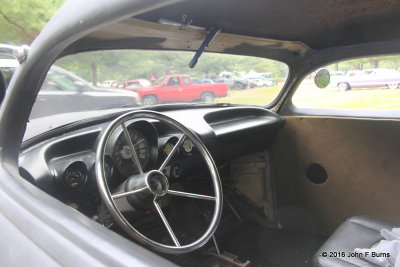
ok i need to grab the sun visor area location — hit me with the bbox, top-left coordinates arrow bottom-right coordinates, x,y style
61,18 -> 310,64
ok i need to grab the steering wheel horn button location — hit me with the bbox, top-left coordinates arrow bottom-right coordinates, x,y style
146,170 -> 169,196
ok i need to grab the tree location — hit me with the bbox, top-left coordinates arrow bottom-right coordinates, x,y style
0,0 -> 65,44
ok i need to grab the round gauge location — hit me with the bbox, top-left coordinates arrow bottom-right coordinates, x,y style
112,129 -> 150,176
182,139 -> 194,154
163,137 -> 179,156
163,142 -> 175,155
63,162 -> 87,189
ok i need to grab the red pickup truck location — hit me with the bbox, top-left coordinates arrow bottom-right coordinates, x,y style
135,74 -> 228,105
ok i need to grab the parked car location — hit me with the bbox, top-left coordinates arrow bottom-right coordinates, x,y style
245,75 -> 275,87
258,72 -> 277,86
216,71 -> 249,89
328,70 -> 346,88
136,74 -> 228,104
100,80 -> 118,87
0,59 -> 140,118
116,79 -> 151,90
336,68 -> 400,91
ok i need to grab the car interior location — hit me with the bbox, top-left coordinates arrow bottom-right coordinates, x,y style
3,0 -> 400,267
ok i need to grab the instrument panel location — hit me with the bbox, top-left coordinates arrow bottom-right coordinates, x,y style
36,119 -> 202,194
19,107 -> 284,200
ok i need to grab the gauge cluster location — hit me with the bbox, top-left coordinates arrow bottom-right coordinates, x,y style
105,120 -> 158,179
158,135 -> 198,180
34,119 -> 200,197
107,124 -> 201,183
162,136 -> 195,157
112,128 -> 150,176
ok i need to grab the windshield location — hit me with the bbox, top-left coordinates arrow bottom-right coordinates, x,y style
151,77 -> 166,86
21,50 -> 287,137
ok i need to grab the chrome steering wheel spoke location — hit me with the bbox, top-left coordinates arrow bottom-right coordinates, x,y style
111,187 -> 146,200
121,122 -> 144,174
153,197 -> 181,247
167,190 -> 216,201
158,134 -> 186,172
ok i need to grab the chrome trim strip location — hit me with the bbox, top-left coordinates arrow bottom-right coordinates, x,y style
0,44 -> 29,63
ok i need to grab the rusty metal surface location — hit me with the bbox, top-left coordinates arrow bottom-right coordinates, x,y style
308,0 -> 400,29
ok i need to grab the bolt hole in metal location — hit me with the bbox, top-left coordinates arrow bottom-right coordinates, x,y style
96,111 -> 222,253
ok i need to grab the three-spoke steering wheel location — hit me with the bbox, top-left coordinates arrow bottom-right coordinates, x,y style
95,110 -> 223,254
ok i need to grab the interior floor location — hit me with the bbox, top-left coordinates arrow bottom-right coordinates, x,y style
221,222 -> 326,267
152,186 -> 328,267
165,221 -> 327,267
97,160 -> 328,267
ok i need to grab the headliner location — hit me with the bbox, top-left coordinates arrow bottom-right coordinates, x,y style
136,0 -> 400,50
61,0 -> 400,65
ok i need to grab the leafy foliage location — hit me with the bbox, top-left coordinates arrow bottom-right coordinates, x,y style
327,55 -> 400,72
3,1 -> 400,85
0,0 -> 65,44
56,50 -> 289,84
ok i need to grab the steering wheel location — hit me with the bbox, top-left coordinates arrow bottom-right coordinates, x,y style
95,110 -> 223,254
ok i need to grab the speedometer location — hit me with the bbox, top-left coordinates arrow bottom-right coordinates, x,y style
112,129 -> 150,176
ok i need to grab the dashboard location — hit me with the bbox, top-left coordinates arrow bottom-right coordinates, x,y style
19,106 -> 284,217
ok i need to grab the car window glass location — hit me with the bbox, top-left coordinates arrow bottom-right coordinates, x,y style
183,76 -> 190,85
27,50 -> 288,120
292,55 -> 400,110
127,82 -> 139,86
166,77 -> 181,86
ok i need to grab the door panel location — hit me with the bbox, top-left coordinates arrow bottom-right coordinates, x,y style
272,116 -> 400,234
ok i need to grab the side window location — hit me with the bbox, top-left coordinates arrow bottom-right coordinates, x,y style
292,55 -> 400,111
127,82 -> 139,87
183,76 -> 190,85
166,77 -> 181,86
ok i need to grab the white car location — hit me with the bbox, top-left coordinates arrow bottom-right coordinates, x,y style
336,68 -> 400,91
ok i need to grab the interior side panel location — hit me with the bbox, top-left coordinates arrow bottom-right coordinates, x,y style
272,116 -> 400,235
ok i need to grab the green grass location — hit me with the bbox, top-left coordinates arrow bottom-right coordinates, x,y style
215,80 -> 400,110
293,81 -> 400,110
216,85 -> 281,105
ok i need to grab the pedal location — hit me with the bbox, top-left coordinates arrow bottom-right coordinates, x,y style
206,251 -> 251,267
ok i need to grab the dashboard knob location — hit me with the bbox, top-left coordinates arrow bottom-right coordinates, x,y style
172,165 -> 182,178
